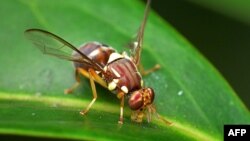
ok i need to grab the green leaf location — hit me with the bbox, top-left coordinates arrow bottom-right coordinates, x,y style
0,0 -> 249,140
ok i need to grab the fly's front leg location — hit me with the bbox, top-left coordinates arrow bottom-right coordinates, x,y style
80,68 -> 98,115
64,68 -> 81,94
139,64 -> 160,76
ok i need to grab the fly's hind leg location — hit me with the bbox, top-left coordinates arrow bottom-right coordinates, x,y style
139,64 -> 160,76
80,68 -> 99,115
64,68 -> 81,94
117,92 -> 125,124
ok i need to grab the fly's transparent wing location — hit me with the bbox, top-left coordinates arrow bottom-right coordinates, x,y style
130,0 -> 151,65
25,29 -> 103,71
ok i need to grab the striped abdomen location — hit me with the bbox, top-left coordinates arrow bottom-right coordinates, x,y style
72,42 -> 115,70
106,58 -> 142,93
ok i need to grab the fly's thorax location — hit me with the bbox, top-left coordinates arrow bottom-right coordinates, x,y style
72,41 -> 115,69
105,52 -> 143,94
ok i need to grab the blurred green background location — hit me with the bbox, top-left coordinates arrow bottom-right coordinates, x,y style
148,0 -> 250,108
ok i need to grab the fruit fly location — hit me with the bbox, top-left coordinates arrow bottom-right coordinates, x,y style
25,0 -> 171,125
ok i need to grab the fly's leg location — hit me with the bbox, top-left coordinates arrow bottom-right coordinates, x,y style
139,64 -> 160,76
64,68 -> 107,94
81,68 -> 107,88
148,105 -> 173,126
117,92 -> 125,124
64,68 -> 81,94
119,96 -> 125,124
80,68 -> 101,115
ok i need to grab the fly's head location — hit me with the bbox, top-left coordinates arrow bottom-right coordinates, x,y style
128,87 -> 155,123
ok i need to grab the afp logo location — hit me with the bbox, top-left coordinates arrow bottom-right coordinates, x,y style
224,125 -> 250,141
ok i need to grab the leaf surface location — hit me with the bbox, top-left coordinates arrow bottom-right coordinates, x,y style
0,0 -> 249,140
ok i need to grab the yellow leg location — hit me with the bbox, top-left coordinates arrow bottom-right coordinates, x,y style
118,92 -> 125,124
86,68 -> 107,88
80,69 -> 98,115
64,69 -> 81,94
64,68 -> 108,94
139,64 -> 160,76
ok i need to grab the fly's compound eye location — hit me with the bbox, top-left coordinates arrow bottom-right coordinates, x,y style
129,91 -> 143,110
128,88 -> 155,111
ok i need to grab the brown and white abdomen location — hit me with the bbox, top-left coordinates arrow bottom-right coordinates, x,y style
72,42 -> 115,70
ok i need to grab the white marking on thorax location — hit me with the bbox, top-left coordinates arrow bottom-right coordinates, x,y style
140,80 -> 144,87
113,79 -> 119,83
107,52 -> 123,64
108,81 -> 117,91
103,66 -> 107,72
88,49 -> 100,58
133,41 -> 138,47
121,86 -> 128,93
95,71 -> 101,74
111,67 -> 121,78
122,51 -> 131,60
108,78 -> 120,91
